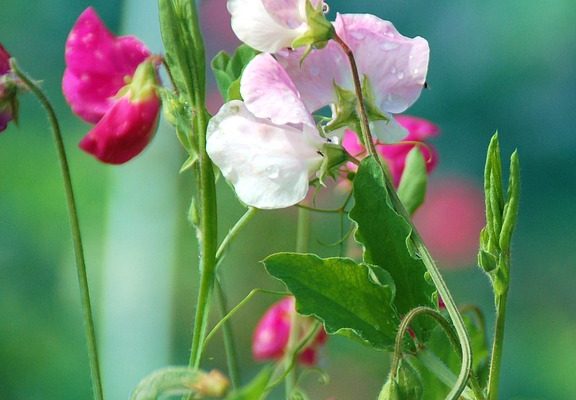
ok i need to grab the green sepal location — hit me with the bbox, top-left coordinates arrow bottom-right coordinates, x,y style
397,148 -> 428,215
362,75 -> 389,122
263,253 -> 400,350
350,157 -> 435,337
317,142 -> 349,185
130,367 -> 229,400
477,249 -> 498,273
291,1 -> 334,52
211,45 -> 258,102
225,367 -> 273,400
324,83 -> 358,133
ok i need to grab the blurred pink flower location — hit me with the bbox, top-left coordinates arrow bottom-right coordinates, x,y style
413,177 -> 485,268
253,297 -> 327,366
0,43 -> 18,133
63,7 -> 160,164
342,115 -> 439,185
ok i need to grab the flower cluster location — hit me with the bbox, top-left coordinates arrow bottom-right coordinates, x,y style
207,0 -> 431,209
63,8 -> 161,164
252,297 -> 327,366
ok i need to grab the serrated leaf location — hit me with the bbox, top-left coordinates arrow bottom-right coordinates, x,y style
350,157 -> 435,328
397,148 -> 428,215
264,253 -> 399,350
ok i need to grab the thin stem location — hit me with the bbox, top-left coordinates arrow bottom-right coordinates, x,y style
487,288 -> 509,400
332,34 -> 472,400
215,207 -> 258,266
284,206 -> 311,398
11,60 -> 104,400
214,278 -> 240,389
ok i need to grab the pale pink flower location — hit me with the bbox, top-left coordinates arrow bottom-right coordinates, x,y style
253,297 -> 327,366
228,0 -> 323,53
342,115 -> 439,186
63,7 -> 160,163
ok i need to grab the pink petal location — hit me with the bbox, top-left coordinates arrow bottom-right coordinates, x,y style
63,7 -> 150,123
334,14 -> 429,114
241,53 -> 315,127
79,94 -> 160,164
0,43 -> 10,75
252,298 -> 294,360
275,43 -> 349,113
261,0 -> 306,29
395,115 -> 440,141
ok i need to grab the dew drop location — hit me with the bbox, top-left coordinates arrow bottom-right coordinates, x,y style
350,31 -> 365,41
310,66 -> 320,76
380,42 -> 399,51
397,72 -> 404,80
265,165 -> 280,179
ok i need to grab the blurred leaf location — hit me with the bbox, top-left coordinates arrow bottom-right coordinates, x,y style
397,148 -> 428,215
264,253 -> 399,350
225,367 -> 273,400
379,361 -> 423,400
350,156 -> 435,335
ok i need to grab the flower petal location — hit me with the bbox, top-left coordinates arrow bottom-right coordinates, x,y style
370,113 -> 409,143
335,13 -> 429,114
228,0 -> 306,52
79,94 -> 160,164
206,100 -> 324,209
241,53 -> 315,127
63,7 -> 150,123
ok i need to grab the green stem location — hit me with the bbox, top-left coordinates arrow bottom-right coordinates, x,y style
332,34 -> 472,400
487,288 -> 508,400
285,206 -> 311,398
215,207 -> 258,266
11,60 -> 104,400
186,0 -> 218,370
215,278 -> 240,389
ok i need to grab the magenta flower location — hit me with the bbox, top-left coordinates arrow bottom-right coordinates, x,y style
252,297 -> 327,366
342,115 -> 439,186
63,7 -> 160,164
0,43 -> 18,133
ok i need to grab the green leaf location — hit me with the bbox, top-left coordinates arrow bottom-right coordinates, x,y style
225,367 -> 273,400
211,45 -> 258,101
397,148 -> 428,215
350,157 -> 435,327
264,253 -> 399,350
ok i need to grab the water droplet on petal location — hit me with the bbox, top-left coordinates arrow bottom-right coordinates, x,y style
380,42 -> 399,51
350,31 -> 365,41
310,66 -> 320,77
397,72 -> 404,80
265,165 -> 280,179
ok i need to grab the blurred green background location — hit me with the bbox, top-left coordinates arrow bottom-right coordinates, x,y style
1,0 -> 575,399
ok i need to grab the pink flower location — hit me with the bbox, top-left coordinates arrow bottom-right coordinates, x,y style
252,297 -> 327,366
63,7 -> 160,164
342,115 -> 439,185
0,43 -> 18,133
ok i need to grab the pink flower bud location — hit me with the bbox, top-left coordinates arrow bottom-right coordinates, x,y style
63,8 -> 160,163
342,115 -> 439,186
252,297 -> 327,366
78,60 -> 160,164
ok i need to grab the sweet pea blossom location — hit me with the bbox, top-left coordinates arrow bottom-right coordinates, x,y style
267,13 -> 429,143
207,54 -> 337,209
228,0 -> 326,53
0,43 -> 18,133
342,115 -> 439,186
253,297 -> 327,366
63,7 -> 160,163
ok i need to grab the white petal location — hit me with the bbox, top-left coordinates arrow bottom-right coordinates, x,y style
207,101 -> 325,209
228,0 -> 307,52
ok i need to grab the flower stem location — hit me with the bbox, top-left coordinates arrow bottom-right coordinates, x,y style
11,60 -> 104,400
215,278 -> 240,389
285,206 -> 311,398
487,287 -> 509,400
332,34 -> 472,400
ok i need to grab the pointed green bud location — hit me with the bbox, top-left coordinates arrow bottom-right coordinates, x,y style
397,148 -> 428,215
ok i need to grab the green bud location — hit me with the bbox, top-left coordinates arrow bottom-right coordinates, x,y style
397,148 -> 428,215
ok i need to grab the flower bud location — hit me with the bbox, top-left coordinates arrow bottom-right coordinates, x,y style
252,297 -> 327,366
0,43 -> 19,133
78,60 -> 160,164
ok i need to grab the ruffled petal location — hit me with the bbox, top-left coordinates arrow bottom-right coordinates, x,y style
228,0 -> 307,52
241,53 -> 315,127
370,113 -> 409,143
63,7 -> 150,123
206,101 -> 325,209
79,94 -> 160,164
335,14 -> 429,114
